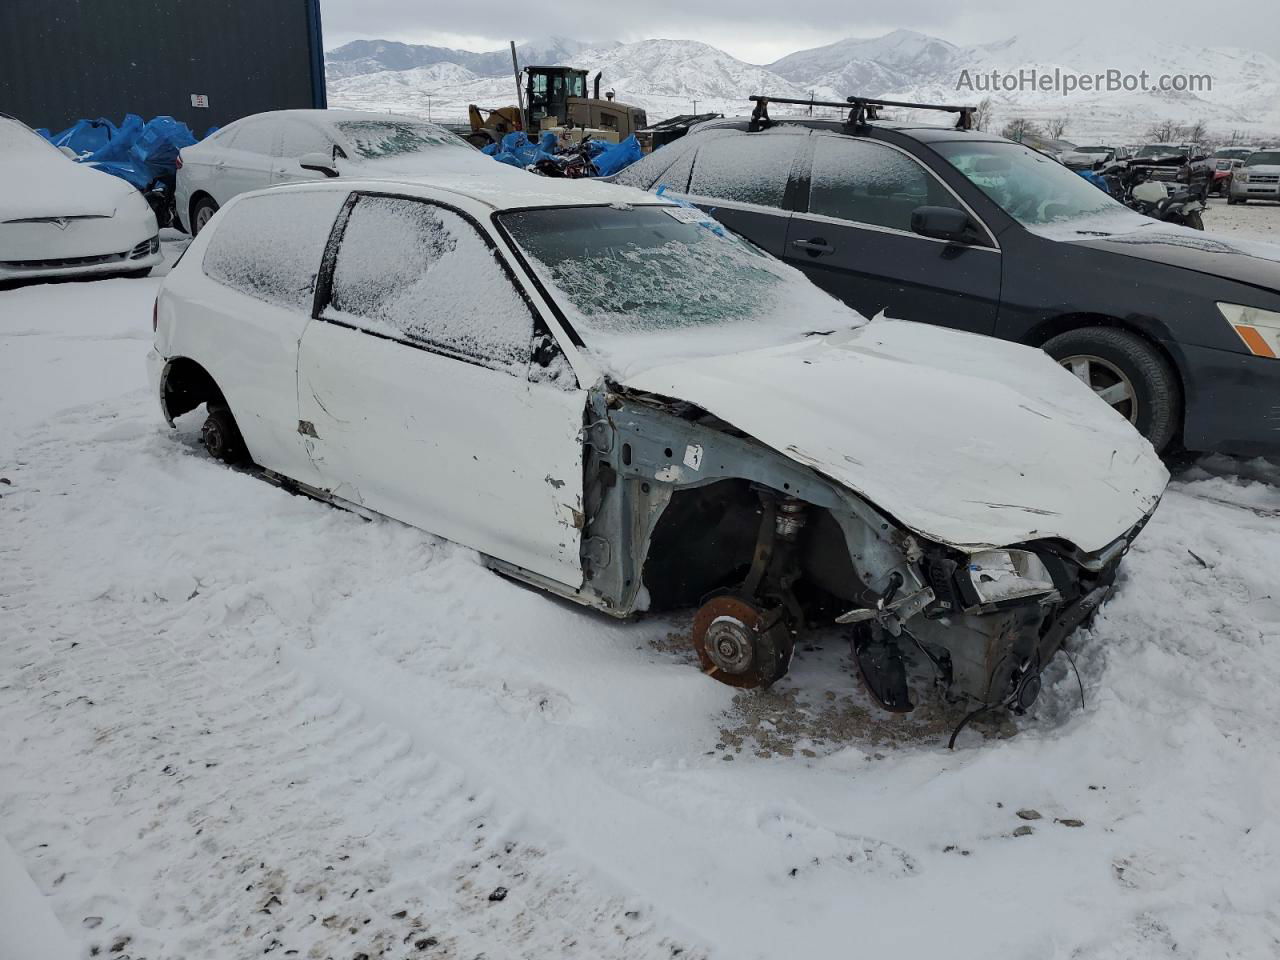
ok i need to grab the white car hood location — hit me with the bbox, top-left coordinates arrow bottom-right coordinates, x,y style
1,155 -> 133,221
621,318 -> 1169,554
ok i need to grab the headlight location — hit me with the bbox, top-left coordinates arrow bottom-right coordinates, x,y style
1237,172 -> 1250,183
961,550 -> 1059,607
1218,303 -> 1280,359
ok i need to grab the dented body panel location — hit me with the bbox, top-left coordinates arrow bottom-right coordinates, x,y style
297,319 -> 589,587
623,319 -> 1168,554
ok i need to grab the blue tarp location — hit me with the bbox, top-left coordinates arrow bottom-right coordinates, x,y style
38,114 -> 198,191
491,131 -> 549,168
486,130 -> 641,176
591,135 -> 641,177
1077,169 -> 1111,194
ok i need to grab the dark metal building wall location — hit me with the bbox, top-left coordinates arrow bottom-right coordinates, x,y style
0,0 -> 326,133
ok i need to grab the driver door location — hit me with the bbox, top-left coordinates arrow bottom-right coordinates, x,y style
782,135 -> 1001,333
297,193 -> 587,587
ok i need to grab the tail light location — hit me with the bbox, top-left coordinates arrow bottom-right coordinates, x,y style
175,153 -> 183,170
152,296 -> 159,332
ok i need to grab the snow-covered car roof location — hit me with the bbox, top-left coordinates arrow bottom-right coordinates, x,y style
224,108 -> 431,127
261,171 -> 671,213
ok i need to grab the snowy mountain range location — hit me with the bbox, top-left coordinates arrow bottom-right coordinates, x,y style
325,30 -> 1280,142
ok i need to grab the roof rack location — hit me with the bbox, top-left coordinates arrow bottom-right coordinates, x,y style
748,94 -> 975,132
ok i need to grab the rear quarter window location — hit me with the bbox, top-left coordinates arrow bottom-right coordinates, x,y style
202,190 -> 349,311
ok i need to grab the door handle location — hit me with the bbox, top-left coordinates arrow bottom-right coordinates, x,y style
791,238 -> 834,256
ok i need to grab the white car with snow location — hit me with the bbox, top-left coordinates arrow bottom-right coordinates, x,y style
149,174 -> 1168,721
1,116 -> 161,283
174,109 -> 489,235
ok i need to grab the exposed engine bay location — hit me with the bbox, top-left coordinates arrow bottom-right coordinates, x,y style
552,387 -> 1150,724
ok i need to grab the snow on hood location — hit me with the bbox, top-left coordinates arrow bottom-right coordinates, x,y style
1,153 -> 137,222
622,317 -> 1169,554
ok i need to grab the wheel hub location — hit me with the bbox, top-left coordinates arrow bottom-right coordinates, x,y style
691,595 -> 792,689
704,616 -> 755,675
1060,354 -> 1138,423
202,420 -> 224,456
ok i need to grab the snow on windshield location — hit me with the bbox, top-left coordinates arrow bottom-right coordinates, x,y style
500,204 -> 866,377
335,120 -> 470,159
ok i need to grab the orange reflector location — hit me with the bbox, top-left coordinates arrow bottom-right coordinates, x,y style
1234,324 -> 1277,358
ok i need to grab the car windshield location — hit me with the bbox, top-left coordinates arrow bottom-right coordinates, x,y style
934,140 -> 1128,230
1136,144 -> 1181,158
1214,148 -> 1251,159
1244,151 -> 1280,166
499,205 -> 864,375
1077,146 -> 1111,154
334,120 -> 470,159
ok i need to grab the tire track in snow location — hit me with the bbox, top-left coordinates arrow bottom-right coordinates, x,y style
0,398 -> 705,960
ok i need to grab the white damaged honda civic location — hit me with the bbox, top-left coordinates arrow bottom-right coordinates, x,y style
148,174 -> 1168,723
1,116 -> 161,283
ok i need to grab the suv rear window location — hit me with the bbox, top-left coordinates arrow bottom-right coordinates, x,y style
202,190 -> 348,311
688,133 -> 804,209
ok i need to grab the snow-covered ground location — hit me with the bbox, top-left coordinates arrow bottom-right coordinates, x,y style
3,212 -> 1280,960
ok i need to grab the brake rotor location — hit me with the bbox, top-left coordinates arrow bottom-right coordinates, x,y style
691,595 -> 793,689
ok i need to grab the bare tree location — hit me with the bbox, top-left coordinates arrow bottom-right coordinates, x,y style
1001,117 -> 1042,143
1183,120 -> 1208,148
973,96 -> 993,132
1045,115 -> 1070,140
1145,119 -> 1181,142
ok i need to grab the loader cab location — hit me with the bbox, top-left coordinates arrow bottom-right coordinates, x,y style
525,67 -> 589,130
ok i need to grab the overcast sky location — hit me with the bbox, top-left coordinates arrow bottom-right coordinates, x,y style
318,0 -> 1280,62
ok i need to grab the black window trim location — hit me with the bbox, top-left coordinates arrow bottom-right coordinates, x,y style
311,190 -> 577,386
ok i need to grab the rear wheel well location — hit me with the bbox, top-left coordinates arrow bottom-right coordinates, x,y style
160,357 -> 226,426
188,191 -> 216,230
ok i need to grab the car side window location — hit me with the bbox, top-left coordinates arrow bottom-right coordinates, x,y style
202,190 -> 350,311
323,195 -> 538,376
231,119 -> 281,157
808,137 -> 964,233
279,120 -> 334,159
688,133 -> 804,209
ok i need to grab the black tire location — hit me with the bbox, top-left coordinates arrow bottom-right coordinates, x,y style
1183,209 -> 1204,230
1042,327 -> 1181,453
190,196 -> 219,236
1228,196 -> 1245,206
201,403 -> 249,466
119,267 -> 153,279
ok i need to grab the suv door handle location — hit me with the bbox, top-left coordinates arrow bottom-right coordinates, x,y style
791,238 -> 834,256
